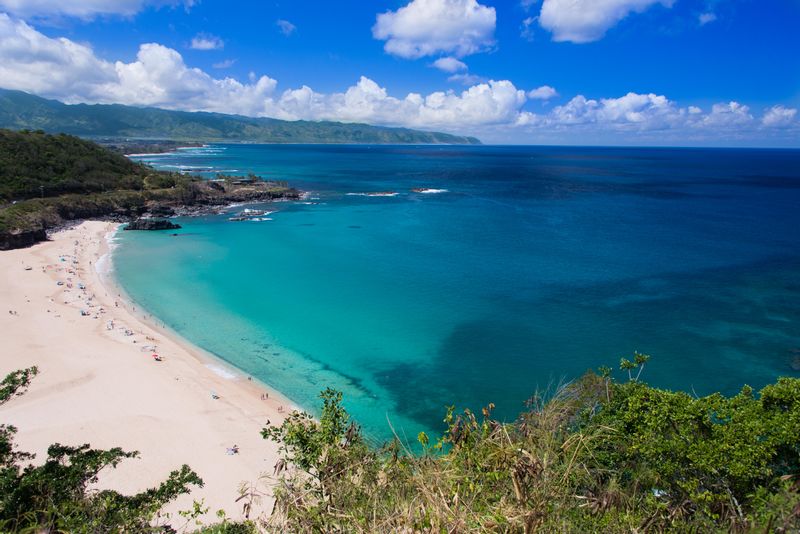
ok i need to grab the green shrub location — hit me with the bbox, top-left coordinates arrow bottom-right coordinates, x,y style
262,357 -> 800,532
0,368 -> 203,532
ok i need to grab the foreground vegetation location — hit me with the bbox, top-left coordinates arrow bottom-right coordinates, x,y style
263,355 -> 800,532
0,367 -> 207,532
3,356 -> 799,532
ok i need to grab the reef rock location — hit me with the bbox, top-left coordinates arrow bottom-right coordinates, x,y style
124,218 -> 181,231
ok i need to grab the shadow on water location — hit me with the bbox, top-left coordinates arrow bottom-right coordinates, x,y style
376,255 -> 800,436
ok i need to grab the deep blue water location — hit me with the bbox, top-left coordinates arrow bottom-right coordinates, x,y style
117,144 -> 800,441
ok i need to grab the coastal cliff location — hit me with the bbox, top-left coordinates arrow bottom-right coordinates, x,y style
0,129 -> 300,250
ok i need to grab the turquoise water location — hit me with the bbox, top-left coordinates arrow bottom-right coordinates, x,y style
116,145 -> 800,441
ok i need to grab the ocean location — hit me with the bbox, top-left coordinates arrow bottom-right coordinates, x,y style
116,144 -> 800,442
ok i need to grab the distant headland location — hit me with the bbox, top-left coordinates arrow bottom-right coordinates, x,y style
0,88 -> 481,145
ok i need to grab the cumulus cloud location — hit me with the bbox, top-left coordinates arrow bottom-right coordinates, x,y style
372,0 -> 496,59
0,0 -> 192,19
547,92 -> 686,129
276,19 -> 296,36
0,15 -> 276,113
539,0 -> 675,43
0,13 -> 116,99
102,44 -> 279,115
190,33 -> 223,50
268,77 -> 527,129
433,56 -> 467,73
701,101 -> 753,127
0,13 -> 796,145
0,14 -> 522,129
514,93 -> 797,140
761,105 -> 798,128
527,85 -> 558,100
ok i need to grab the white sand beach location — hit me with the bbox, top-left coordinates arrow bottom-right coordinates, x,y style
0,221 -> 290,527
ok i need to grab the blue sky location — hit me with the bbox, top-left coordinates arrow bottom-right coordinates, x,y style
0,0 -> 798,146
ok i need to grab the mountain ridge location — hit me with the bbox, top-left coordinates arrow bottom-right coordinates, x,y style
0,89 -> 481,145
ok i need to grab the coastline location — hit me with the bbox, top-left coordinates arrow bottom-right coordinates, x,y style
0,221 -> 290,526
97,225 -> 298,413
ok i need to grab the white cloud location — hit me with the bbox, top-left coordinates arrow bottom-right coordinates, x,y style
548,92 -> 686,129
372,0 -> 496,59
0,14 -> 520,129
433,56 -> 467,73
102,44 -> 278,115
539,0 -> 674,43
527,85 -> 558,100
0,0 -> 192,19
448,73 -> 484,85
698,12 -> 717,25
0,14 -> 796,146
521,16 -> 536,41
268,77 -> 527,129
0,13 -> 116,99
212,58 -> 236,69
0,15 -> 276,113
762,105 -> 798,128
276,19 -> 296,36
190,33 -> 223,51
701,101 -> 753,127
519,93 -> 769,137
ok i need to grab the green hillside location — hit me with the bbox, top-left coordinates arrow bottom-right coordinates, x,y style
0,129 -> 298,249
0,89 -> 481,145
0,129 -> 148,201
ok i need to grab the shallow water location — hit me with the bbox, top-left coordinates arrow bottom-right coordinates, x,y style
116,144 -> 800,441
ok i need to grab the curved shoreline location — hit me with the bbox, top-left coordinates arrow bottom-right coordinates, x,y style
98,225 -> 300,414
0,220 -> 291,526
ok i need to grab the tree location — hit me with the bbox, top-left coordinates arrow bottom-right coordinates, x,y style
0,367 -> 203,532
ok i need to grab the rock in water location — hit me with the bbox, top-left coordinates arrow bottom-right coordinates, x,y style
124,219 -> 181,231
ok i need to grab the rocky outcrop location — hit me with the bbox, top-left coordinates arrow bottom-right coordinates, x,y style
0,228 -> 47,250
124,219 -> 181,231
1,180 -> 300,249
147,205 -> 176,217
169,180 -> 302,207
0,128 -> 304,250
